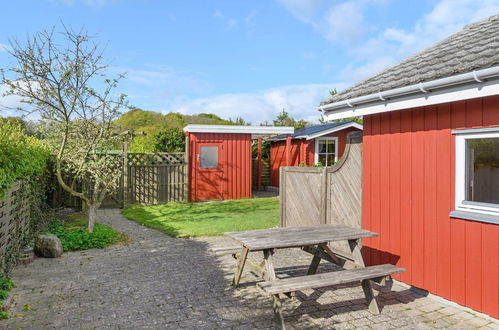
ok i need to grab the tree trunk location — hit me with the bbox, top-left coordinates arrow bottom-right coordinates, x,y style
88,204 -> 98,233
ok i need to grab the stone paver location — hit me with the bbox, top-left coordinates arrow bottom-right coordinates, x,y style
2,209 -> 498,329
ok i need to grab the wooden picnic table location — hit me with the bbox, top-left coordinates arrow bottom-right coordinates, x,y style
226,224 -> 378,284
224,224 -> 405,329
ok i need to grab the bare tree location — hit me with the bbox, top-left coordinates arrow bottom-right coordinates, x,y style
1,26 -> 128,232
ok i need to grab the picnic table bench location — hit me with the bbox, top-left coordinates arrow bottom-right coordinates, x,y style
219,225 -> 405,329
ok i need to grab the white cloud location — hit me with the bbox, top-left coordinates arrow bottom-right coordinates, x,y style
277,0 -> 324,24
278,0 -> 380,46
116,65 -> 213,99
343,0 -> 499,82
0,84 -> 25,116
0,43 -> 10,52
166,83 -> 348,124
323,1 -> 365,45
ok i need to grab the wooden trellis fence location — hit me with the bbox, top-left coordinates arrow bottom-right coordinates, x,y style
0,181 -> 43,272
52,152 -> 188,209
126,153 -> 188,205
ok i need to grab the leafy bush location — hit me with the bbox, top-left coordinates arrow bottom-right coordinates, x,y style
0,120 -> 49,198
153,129 -> 185,152
43,220 -> 127,251
0,273 -> 15,319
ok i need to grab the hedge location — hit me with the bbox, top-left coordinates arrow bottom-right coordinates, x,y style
0,121 -> 50,198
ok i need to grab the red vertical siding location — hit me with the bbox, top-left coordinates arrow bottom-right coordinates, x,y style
399,110 -> 412,284
269,126 -> 361,187
363,96 -> 499,318
436,103 -> 452,298
389,111 -> 401,275
188,133 -> 252,201
362,115 -> 373,264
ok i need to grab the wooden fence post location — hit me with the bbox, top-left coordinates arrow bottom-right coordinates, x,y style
185,133 -> 190,202
122,140 -> 129,208
280,166 -> 286,227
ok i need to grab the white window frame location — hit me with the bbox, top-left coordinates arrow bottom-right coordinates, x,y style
454,127 -> 499,218
314,137 -> 339,166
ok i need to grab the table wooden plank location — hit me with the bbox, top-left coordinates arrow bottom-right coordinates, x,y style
226,225 -> 378,251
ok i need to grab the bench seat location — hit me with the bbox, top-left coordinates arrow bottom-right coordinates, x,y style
258,264 -> 405,294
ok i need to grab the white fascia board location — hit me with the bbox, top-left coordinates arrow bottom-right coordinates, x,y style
183,125 -> 294,135
321,79 -> 499,121
304,122 -> 363,140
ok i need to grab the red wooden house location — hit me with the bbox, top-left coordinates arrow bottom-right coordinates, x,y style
319,15 -> 499,318
184,125 -> 294,201
267,121 -> 362,187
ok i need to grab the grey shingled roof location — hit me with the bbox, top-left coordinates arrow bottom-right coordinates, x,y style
322,14 -> 499,105
267,121 -> 355,141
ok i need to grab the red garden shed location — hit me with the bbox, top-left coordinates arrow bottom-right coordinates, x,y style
184,125 -> 294,202
267,121 -> 362,187
320,15 -> 499,318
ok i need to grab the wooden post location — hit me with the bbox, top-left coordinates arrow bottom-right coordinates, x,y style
185,133 -> 190,202
285,134 -> 291,166
280,166 -> 286,227
122,140 -> 129,208
257,138 -> 263,191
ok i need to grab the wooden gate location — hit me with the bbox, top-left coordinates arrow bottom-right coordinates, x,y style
280,131 -> 363,229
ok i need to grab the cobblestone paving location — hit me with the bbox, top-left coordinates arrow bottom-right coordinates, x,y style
3,209 -> 498,329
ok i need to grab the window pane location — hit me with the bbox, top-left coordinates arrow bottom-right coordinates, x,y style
318,141 -> 327,153
327,140 -> 335,153
327,154 -> 335,166
318,154 -> 327,165
466,137 -> 499,204
200,146 -> 218,168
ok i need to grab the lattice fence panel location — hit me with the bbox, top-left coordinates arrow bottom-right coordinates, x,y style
127,153 -> 187,205
0,181 -> 43,273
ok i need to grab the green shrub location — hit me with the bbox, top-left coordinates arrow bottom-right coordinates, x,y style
0,120 -> 49,198
43,220 -> 126,251
0,275 -> 14,292
0,273 -> 15,319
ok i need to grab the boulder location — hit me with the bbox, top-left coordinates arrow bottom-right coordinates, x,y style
34,234 -> 63,258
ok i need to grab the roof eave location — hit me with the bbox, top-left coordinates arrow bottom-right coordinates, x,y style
304,122 -> 363,140
319,66 -> 499,120
183,124 -> 294,135
321,77 -> 499,121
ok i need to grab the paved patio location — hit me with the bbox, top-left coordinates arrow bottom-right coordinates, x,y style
3,209 -> 498,329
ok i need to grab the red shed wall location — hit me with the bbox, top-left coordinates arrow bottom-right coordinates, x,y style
188,132 -> 252,201
269,127 -> 360,187
362,95 -> 499,318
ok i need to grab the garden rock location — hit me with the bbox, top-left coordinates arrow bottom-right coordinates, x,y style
34,235 -> 63,258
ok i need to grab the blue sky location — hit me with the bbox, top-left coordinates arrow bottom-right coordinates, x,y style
1,0 -> 499,124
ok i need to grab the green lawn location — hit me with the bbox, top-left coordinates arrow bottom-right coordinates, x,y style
121,197 -> 279,238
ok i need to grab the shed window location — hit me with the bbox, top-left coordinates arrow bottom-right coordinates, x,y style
452,127 -> 499,224
314,137 -> 338,166
200,146 -> 218,168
